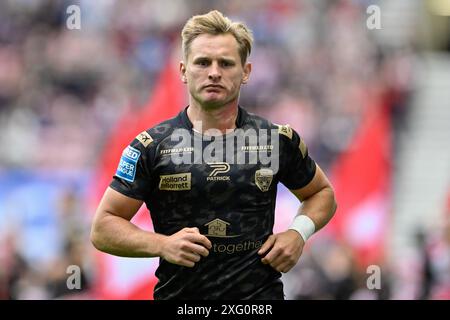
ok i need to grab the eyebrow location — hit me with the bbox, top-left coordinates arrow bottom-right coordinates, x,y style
193,56 -> 236,63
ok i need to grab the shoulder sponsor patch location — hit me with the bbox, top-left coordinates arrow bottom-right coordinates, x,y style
116,146 -> 141,182
276,124 -> 293,140
299,137 -> 308,158
136,131 -> 153,147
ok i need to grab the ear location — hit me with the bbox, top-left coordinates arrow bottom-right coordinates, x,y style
179,61 -> 187,83
242,62 -> 252,84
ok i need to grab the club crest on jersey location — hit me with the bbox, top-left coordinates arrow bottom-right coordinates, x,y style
255,168 -> 274,192
116,146 -> 141,182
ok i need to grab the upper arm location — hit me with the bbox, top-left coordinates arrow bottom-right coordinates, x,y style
289,164 -> 333,202
95,187 -> 144,222
277,124 -> 317,190
96,129 -> 156,223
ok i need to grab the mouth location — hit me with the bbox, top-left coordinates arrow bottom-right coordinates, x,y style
203,84 -> 224,90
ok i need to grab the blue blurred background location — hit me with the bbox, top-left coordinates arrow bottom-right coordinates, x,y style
0,0 -> 449,300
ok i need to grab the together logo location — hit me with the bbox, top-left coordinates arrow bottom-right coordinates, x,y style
203,218 -> 262,254
204,218 -> 235,238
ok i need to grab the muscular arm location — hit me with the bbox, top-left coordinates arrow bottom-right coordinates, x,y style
258,165 -> 337,272
91,187 -> 212,266
90,187 -> 164,257
290,164 -> 337,232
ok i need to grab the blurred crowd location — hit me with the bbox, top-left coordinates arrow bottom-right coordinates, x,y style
283,205 -> 450,300
0,186 -> 94,299
1,0 -> 446,300
0,0 -> 415,170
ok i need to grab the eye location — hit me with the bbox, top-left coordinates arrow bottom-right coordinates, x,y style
220,60 -> 234,67
195,59 -> 209,67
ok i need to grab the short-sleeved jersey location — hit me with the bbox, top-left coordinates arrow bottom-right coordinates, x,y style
110,106 -> 316,300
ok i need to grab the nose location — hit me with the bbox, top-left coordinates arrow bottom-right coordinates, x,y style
208,63 -> 221,82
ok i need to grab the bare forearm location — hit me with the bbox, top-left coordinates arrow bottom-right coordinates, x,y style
298,186 -> 337,231
90,212 -> 166,258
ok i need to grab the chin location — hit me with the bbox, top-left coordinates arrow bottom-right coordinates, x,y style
200,96 -> 226,108
201,100 -> 225,110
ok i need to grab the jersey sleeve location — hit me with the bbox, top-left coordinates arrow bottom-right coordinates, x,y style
109,130 -> 155,200
277,125 -> 316,190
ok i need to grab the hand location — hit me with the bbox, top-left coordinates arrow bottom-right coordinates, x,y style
257,230 -> 305,273
159,227 -> 212,268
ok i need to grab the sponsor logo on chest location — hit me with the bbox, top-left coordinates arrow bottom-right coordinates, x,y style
159,173 -> 191,191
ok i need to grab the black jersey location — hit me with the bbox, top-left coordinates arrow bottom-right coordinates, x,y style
110,106 -> 316,300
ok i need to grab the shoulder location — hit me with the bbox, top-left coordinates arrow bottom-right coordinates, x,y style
242,108 -> 297,140
131,113 -> 185,151
241,108 -> 309,159
241,109 -> 273,130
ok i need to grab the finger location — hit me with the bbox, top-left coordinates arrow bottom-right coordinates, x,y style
267,251 -> 287,268
279,262 -> 294,273
181,251 -> 201,263
261,246 -> 280,265
187,243 -> 210,257
179,260 -> 195,268
185,227 -> 200,233
198,236 -> 212,249
258,235 -> 275,256
270,258 -> 290,272
186,233 -> 212,249
279,259 -> 295,273
169,256 -> 195,268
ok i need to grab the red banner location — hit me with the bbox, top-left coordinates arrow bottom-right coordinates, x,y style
329,100 -> 391,268
89,55 -> 186,299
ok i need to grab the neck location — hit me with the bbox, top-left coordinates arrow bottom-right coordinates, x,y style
187,100 -> 239,135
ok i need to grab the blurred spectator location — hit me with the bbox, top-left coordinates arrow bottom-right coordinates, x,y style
423,201 -> 450,299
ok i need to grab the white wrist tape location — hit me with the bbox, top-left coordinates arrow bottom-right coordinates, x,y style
289,215 -> 316,242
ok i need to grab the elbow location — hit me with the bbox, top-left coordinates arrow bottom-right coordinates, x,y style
330,189 -> 338,217
90,225 -> 100,250
323,184 -> 337,218
90,219 -> 106,252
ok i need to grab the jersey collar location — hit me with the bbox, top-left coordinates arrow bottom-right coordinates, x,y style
180,105 -> 248,131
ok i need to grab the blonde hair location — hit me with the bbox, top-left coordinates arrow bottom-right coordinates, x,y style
181,10 -> 253,65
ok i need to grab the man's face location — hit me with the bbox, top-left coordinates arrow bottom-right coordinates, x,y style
180,33 -> 251,109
